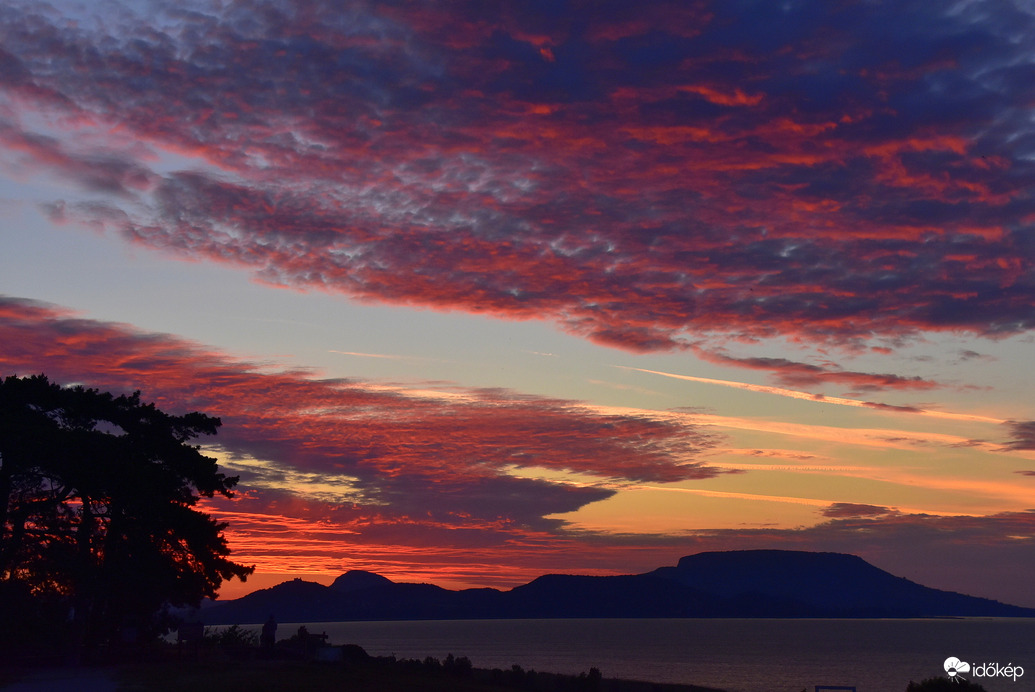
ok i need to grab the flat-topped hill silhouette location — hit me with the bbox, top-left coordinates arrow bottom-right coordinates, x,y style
202,549 -> 1034,625
649,550 -> 1023,617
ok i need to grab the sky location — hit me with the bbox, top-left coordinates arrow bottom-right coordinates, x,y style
1,0 -> 1034,607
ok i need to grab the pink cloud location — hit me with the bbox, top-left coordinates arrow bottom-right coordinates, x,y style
1,1 -> 1033,352
0,295 -> 721,569
3,295 -> 1031,601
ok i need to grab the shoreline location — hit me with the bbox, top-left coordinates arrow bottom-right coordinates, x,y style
3,652 -> 728,692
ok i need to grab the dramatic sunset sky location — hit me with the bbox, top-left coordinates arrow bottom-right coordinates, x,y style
2,0 -> 1034,607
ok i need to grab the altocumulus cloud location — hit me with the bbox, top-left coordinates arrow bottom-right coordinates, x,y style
1,0 -> 1034,351
0,295 -> 721,570
2,295 -> 1033,598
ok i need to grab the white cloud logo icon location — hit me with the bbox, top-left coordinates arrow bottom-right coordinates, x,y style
945,657 -> 971,680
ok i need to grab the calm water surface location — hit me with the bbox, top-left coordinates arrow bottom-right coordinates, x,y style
257,618 -> 1034,692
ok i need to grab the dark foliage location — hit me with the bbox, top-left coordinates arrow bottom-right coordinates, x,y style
0,373 -> 253,658
205,624 -> 259,656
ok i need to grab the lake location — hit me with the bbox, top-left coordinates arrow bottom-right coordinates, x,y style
240,618 -> 1035,692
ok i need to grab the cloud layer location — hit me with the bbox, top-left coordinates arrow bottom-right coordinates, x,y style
0,295 -> 720,574
3,2 -> 1035,603
2,0 -> 1034,352
2,295 -> 1033,603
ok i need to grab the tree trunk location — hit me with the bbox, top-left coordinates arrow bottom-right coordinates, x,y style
0,467 -> 13,577
68,498 -> 99,665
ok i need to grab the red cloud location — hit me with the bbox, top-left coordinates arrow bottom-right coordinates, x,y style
5,295 -> 1030,599
0,296 -> 722,484
2,2 -> 1033,353
0,295 -> 720,553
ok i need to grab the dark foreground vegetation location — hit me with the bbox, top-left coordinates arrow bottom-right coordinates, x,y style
0,374 -> 717,692
0,375 -> 253,665
2,626 -> 986,692
151,627 -> 725,692
2,627 -> 725,692
120,654 -> 720,692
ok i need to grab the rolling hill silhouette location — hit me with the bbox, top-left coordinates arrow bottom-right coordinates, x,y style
202,550 -> 1034,624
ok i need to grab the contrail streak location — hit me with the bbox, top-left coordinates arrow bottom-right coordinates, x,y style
616,366 -> 1005,424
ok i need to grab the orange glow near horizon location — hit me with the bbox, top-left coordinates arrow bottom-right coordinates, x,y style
3,0 -> 1035,610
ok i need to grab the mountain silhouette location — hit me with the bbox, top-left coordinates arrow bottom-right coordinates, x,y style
330,570 -> 394,593
649,550 -> 1027,617
202,550 -> 1034,625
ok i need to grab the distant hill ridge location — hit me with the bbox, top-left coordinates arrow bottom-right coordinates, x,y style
330,570 -> 394,593
202,549 -> 1035,625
